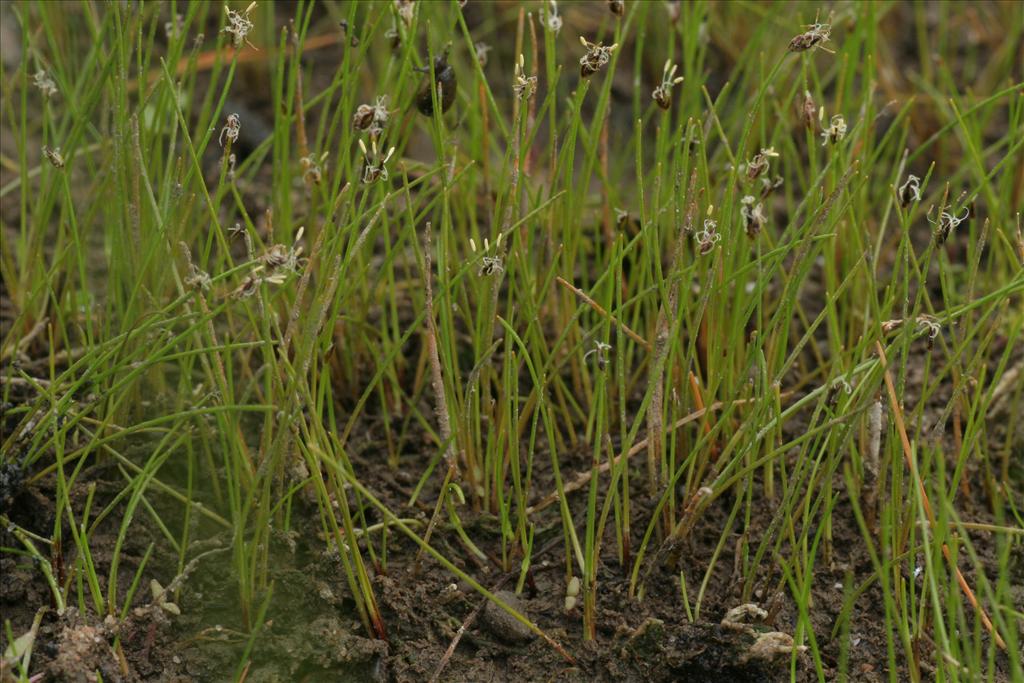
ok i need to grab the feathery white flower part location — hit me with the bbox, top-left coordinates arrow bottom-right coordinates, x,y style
898,174 -> 922,206
927,205 -> 969,243
652,60 -> 684,109
222,2 -> 257,49
544,1 -> 563,33
219,113 -> 241,147
820,114 -> 847,146
33,70 -> 58,99
695,218 -> 721,255
583,341 -> 613,368
359,139 -> 396,184
513,54 -> 538,100
579,37 -> 618,77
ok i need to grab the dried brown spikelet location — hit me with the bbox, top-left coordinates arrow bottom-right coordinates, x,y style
788,22 -> 832,53
579,37 -> 618,78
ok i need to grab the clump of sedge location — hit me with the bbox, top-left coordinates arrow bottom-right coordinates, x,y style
579,37 -> 618,78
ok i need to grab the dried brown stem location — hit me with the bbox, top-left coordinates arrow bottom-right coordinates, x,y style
645,168 -> 698,494
414,223 -> 460,571
555,276 -> 651,352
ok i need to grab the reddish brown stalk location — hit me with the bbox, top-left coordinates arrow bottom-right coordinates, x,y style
875,341 -> 1006,650
688,371 -> 719,461
697,312 -> 709,379
688,372 -> 710,439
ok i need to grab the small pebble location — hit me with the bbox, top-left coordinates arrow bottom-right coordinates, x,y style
480,590 -> 534,643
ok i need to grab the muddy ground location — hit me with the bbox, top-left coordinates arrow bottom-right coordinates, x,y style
2,335 -> 1021,682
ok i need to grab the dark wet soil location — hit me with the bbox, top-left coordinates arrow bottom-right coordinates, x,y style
3,356 -> 1020,682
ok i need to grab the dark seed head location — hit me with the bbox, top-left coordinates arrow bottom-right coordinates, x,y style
788,32 -> 816,52
352,104 -> 375,131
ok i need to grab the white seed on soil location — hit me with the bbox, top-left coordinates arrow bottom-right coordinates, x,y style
564,576 -> 581,611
